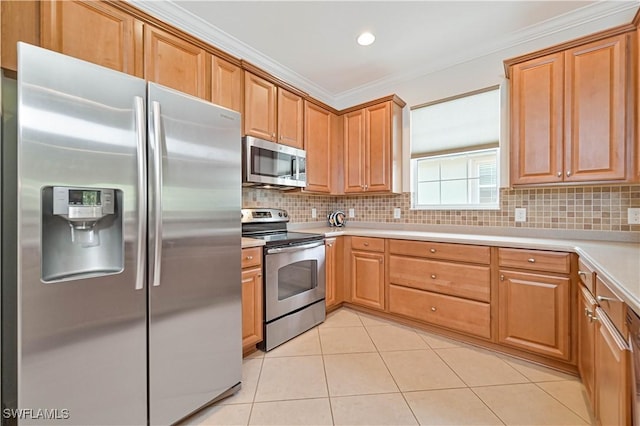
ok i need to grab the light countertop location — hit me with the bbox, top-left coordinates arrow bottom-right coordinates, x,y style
293,224 -> 640,315
242,237 -> 265,249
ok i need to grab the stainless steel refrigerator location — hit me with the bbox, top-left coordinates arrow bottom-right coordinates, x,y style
1,43 -> 242,425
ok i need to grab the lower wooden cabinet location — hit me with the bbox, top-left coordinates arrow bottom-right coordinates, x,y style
498,270 -> 571,360
594,307 -> 630,426
578,285 -> 597,406
241,248 -> 263,351
325,237 -> 341,309
350,246 -> 385,311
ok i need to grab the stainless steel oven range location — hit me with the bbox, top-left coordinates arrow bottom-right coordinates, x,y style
242,208 -> 325,351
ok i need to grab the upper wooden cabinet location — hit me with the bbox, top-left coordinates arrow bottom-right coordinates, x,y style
343,97 -> 404,194
244,72 -> 304,148
40,0 -> 143,77
211,56 -> 242,112
304,101 -> 340,193
510,33 -> 635,185
1,1 -> 40,71
144,24 -> 209,100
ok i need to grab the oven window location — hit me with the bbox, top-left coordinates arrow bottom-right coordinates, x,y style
251,146 -> 295,179
277,259 -> 318,300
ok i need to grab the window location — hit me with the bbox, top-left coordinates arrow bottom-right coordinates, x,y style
411,87 -> 500,210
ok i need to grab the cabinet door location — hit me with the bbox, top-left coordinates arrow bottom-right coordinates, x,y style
565,35 -> 627,182
1,1 -> 40,71
510,52 -> 564,185
366,102 -> 392,192
343,109 -> 366,193
41,0 -> 143,77
594,308 -> 630,426
144,24 -> 209,99
211,56 -> 242,112
304,101 -> 333,193
325,238 -> 337,308
241,267 -> 263,349
278,88 -> 304,148
578,286 -> 597,406
351,251 -> 384,310
244,72 -> 277,141
498,270 -> 571,360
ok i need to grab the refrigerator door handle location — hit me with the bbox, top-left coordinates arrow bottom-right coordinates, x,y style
151,100 -> 164,287
134,96 -> 147,291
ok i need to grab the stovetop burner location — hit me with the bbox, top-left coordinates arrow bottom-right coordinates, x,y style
241,208 -> 324,248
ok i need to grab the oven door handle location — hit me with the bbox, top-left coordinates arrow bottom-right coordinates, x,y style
266,241 -> 325,254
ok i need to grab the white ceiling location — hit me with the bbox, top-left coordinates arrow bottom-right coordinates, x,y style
131,1 -> 639,108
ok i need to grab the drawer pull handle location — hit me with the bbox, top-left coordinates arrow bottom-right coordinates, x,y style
245,256 -> 253,260
430,248 -> 436,253
431,274 -> 437,279
431,307 -> 437,312
327,243 -> 333,247
527,258 -> 536,263
596,295 -> 617,303
578,271 -> 587,277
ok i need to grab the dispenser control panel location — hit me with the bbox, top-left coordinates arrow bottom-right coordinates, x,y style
52,186 -> 115,220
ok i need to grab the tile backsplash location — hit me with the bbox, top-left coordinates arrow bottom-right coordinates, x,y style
243,185 -> 640,233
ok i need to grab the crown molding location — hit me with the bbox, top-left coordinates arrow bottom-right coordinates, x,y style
129,1 -> 638,109
127,0 -> 336,105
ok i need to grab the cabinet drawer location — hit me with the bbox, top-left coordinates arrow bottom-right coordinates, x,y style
389,239 -> 490,264
351,236 -> 385,252
389,255 -> 490,302
578,258 -> 596,294
595,277 -> 627,338
241,247 -> 262,269
498,248 -> 570,273
388,284 -> 491,339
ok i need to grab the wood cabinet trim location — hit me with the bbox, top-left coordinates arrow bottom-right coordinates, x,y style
340,94 -> 406,115
241,60 -> 308,98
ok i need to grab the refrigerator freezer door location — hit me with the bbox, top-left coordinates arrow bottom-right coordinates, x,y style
147,83 -> 242,425
16,44 -> 147,425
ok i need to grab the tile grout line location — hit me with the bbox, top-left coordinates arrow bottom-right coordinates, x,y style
318,326 -> 337,425
245,353 -> 266,426
531,381 -> 594,424
467,386 -> 508,426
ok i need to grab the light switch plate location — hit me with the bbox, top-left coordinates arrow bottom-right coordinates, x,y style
348,208 -> 355,218
393,208 -> 401,219
311,208 -> 317,219
515,208 -> 526,222
628,208 -> 640,224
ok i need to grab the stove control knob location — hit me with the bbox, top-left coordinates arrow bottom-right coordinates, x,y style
278,212 -> 283,217
284,212 -> 288,217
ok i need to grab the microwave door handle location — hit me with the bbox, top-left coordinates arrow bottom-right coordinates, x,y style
291,157 -> 297,180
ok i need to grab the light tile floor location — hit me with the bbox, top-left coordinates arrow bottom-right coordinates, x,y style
186,308 -> 595,426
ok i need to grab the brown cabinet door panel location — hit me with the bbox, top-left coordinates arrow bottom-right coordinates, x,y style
278,88 -> 304,148
366,102 -> 391,192
211,56 -> 242,112
325,238 -> 337,308
244,72 -> 277,141
498,270 -> 571,360
343,110 -> 366,193
578,286 -> 596,406
304,101 -> 333,193
351,251 -> 384,310
41,0 -> 143,77
241,267 -> 263,349
510,52 -> 564,185
565,35 -> 627,182
144,25 -> 209,99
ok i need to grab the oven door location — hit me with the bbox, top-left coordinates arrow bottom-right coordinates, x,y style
264,241 -> 325,322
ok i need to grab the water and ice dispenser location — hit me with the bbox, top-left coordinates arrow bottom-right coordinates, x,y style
41,186 -> 124,282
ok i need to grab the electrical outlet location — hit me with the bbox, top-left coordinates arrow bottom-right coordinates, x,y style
515,208 -> 527,222
348,208 -> 355,218
628,208 -> 640,225
311,208 -> 317,219
393,208 -> 401,219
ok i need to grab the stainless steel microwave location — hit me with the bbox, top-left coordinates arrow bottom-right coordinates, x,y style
242,136 -> 307,189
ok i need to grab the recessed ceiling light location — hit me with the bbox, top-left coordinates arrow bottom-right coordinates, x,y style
357,32 -> 375,46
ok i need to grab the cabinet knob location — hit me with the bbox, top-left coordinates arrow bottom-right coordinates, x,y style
245,255 -> 253,260
500,274 -> 505,281
364,184 -> 368,190
327,243 -> 333,247
431,274 -> 437,279
566,171 -> 572,177
272,133 -> 276,138
430,248 -> 436,253
557,171 -> 562,178
527,258 -> 536,263
431,307 -> 437,312
363,242 -> 369,246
